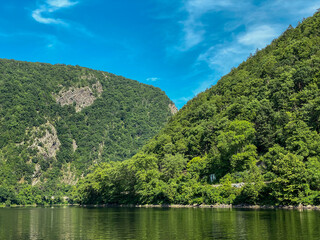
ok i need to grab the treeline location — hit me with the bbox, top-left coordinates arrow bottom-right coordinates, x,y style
74,11 -> 320,206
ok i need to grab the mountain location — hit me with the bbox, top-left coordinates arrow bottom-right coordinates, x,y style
0,59 -> 176,205
76,11 -> 320,206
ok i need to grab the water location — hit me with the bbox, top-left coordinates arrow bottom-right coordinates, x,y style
0,206 -> 319,239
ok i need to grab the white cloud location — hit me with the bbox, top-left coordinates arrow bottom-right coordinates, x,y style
198,24 -> 278,74
146,77 -> 159,82
32,0 -> 78,25
178,0 -> 231,50
198,44 -> 247,74
185,0 -> 233,16
178,0 -> 251,51
238,25 -> 280,49
298,4 -> 320,15
180,18 -> 205,50
32,7 -> 63,24
47,0 -> 78,8
269,0 -> 320,16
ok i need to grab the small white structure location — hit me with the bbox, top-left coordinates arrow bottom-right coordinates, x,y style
209,174 -> 216,182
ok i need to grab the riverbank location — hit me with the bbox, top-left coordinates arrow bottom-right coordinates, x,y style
2,203 -> 320,210
80,203 -> 320,210
0,203 -> 77,208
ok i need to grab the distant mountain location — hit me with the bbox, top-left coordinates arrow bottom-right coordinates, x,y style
0,59 -> 176,205
77,11 -> 320,206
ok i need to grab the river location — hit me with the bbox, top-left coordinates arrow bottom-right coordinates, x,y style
0,206 -> 319,239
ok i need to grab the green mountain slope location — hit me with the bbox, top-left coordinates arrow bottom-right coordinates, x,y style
77,11 -> 320,206
0,59 -> 176,205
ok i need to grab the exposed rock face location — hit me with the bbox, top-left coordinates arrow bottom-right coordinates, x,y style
72,139 -> 78,152
92,81 -> 103,94
32,164 -> 41,186
169,103 -> 178,115
55,81 -> 103,112
30,122 -> 61,159
61,163 -> 78,185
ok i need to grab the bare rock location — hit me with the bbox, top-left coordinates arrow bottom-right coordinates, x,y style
30,122 -> 61,159
72,139 -> 78,152
32,163 -> 42,186
92,81 -> 103,94
61,163 -> 78,185
55,81 -> 103,112
169,103 -> 178,115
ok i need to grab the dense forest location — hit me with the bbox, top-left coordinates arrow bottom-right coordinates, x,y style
74,11 -> 320,206
0,60 -> 175,206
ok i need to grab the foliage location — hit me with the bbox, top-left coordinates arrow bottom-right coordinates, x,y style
75,12 -> 320,206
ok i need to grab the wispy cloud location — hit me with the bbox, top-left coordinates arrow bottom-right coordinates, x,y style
268,0 -> 320,16
196,24 -> 281,94
178,0 -> 250,51
198,24 -> 281,71
185,0 -> 233,14
32,0 -> 78,25
198,45 -> 245,73
32,7 -> 64,24
179,18 -> 205,50
146,77 -> 159,82
299,4 -> 320,15
237,25 -> 280,48
47,0 -> 77,8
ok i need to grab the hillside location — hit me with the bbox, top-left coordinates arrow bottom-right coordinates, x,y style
0,59 -> 176,205
76,11 -> 320,206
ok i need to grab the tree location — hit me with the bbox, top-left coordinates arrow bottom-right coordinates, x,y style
271,153 -> 310,205
213,120 -> 257,176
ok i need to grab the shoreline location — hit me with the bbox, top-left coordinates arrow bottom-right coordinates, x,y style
80,203 -> 320,210
2,203 -> 320,210
0,203 -> 77,208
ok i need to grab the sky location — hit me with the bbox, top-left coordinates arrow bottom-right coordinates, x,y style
0,0 -> 319,109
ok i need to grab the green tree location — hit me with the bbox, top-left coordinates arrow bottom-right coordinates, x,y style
271,153 -> 310,205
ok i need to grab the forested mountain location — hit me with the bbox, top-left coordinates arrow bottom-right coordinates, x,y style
0,59 -> 176,205
76,11 -> 320,206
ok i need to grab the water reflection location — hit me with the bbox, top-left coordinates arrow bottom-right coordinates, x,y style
0,207 -> 319,239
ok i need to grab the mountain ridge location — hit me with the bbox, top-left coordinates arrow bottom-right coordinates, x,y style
0,59 -> 176,205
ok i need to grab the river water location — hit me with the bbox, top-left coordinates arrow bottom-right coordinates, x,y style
0,206 -> 319,239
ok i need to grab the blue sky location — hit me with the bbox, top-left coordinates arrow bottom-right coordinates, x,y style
0,0 -> 319,108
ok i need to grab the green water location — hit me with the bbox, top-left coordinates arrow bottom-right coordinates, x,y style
0,206 -> 319,239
